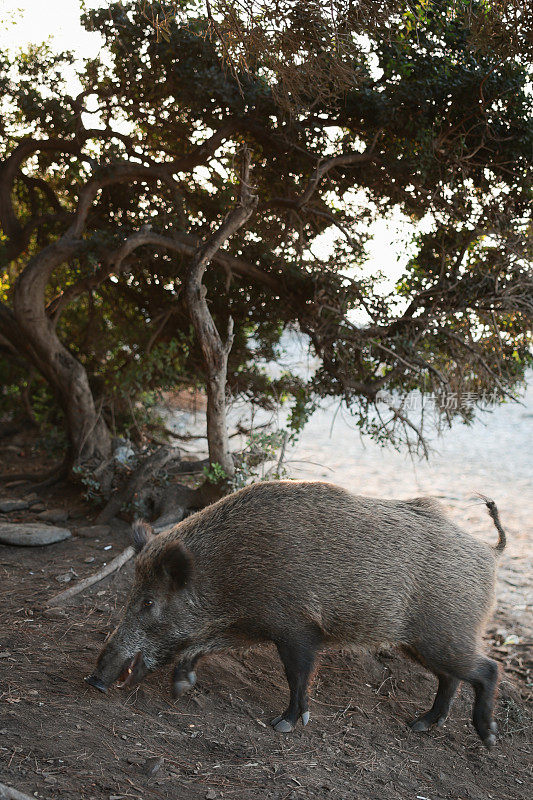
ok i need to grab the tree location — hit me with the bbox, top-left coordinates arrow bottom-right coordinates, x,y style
0,0 -> 531,517
144,1 -> 533,110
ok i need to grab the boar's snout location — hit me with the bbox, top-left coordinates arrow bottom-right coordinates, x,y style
84,674 -> 108,693
85,627 -> 149,694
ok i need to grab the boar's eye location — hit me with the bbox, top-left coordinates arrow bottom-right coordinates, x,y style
143,599 -> 154,609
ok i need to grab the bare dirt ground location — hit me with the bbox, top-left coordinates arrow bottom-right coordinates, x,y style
0,435 -> 531,800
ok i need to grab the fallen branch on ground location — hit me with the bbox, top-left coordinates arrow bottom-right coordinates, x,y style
47,546 -> 135,607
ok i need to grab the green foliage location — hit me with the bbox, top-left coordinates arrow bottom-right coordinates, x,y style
203,430 -> 289,488
0,0 -> 531,454
202,461 -> 228,484
232,429 -> 290,488
72,464 -> 103,503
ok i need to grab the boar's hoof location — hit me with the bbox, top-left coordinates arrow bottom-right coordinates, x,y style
490,720 -> 498,734
409,716 -> 435,732
483,732 -> 497,750
302,711 -> 310,726
172,670 -> 197,698
271,716 -> 294,733
85,675 -> 108,694
173,680 -> 192,696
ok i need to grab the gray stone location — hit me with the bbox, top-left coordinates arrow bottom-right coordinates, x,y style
37,508 -> 69,523
75,524 -> 111,538
0,499 -> 29,513
113,439 -> 135,465
0,523 -> 71,546
42,608 -> 66,619
143,756 -> 163,776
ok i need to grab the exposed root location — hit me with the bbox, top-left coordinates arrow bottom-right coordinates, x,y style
0,457 -> 69,487
152,480 -> 222,531
96,446 -> 183,524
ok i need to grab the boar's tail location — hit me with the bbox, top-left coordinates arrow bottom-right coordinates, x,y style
476,494 -> 507,553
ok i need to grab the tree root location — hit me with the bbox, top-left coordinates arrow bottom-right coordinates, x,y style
172,457 -> 210,474
96,446 -> 183,524
151,480 -> 221,531
0,457 -> 69,488
47,546 -> 135,607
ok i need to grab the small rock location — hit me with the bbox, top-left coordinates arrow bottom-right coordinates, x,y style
0,728 -> 8,735
206,790 -> 217,800
0,498 -> 29,513
84,556 -> 95,563
38,508 -> 68,523
114,441 -> 135,465
30,502 -> 46,512
42,607 -> 66,619
75,524 -> 111,538
55,573 -> 72,584
143,756 -> 163,776
0,522 -> 71,546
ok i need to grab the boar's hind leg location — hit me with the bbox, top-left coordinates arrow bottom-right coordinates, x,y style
469,657 -> 499,748
271,632 -> 320,733
407,643 -> 499,748
409,673 -> 460,732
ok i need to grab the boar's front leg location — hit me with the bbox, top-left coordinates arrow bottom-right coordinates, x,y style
271,631 -> 321,733
172,654 -> 201,697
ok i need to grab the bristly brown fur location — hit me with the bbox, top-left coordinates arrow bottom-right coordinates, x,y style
92,480 -> 506,746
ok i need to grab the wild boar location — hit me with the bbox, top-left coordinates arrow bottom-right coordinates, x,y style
85,481 -> 506,747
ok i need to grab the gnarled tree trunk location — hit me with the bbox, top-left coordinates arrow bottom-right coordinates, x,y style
13,239 -> 112,466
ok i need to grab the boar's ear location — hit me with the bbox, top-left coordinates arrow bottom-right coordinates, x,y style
131,519 -> 154,554
161,541 -> 194,591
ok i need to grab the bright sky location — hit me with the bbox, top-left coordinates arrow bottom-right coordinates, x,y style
0,0 -> 103,57
0,0 -> 423,290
